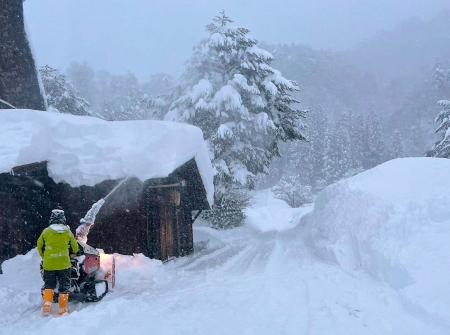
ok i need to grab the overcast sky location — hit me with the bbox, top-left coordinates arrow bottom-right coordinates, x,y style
25,0 -> 450,79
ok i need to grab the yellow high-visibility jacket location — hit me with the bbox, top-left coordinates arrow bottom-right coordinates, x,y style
37,224 -> 79,271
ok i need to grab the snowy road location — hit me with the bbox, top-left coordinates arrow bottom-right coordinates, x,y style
0,188 -> 446,335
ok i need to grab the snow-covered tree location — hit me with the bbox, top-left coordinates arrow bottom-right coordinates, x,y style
143,72 -> 176,97
430,99 -> 450,157
272,175 -> 312,208
390,130 -> 404,158
309,109 -> 328,187
39,65 -> 90,116
167,12 -> 305,227
433,65 -> 450,93
347,111 -> 365,171
323,125 -> 339,183
142,73 -> 177,120
362,113 -> 385,169
66,62 -> 97,108
333,113 -> 353,177
200,187 -> 250,229
97,72 -> 153,121
67,63 -> 171,121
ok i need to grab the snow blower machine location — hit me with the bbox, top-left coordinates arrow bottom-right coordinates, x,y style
41,241 -> 115,303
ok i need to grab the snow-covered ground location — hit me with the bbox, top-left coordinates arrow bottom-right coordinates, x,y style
1,158 -> 449,334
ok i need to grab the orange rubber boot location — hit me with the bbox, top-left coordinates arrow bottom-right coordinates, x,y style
42,289 -> 54,316
58,293 -> 69,316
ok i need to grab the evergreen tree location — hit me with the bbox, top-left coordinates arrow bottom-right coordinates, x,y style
433,65 -> 450,93
430,99 -> 450,158
348,111 -> 365,172
323,124 -> 338,183
167,12 -> 305,227
272,174 -> 312,208
334,112 -> 353,177
143,73 -> 176,96
302,109 -> 327,190
144,95 -> 172,120
66,62 -> 97,108
98,72 -> 151,121
362,113 -> 385,169
39,65 -> 90,116
390,130 -> 404,158
200,187 -> 250,229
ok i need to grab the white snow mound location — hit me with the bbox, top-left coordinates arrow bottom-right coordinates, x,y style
0,185 -> 447,334
245,189 -> 313,232
0,109 -> 214,205
301,157 -> 450,327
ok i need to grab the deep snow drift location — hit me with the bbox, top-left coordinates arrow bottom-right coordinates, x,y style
0,109 -> 214,205
1,158 -> 449,334
302,157 -> 450,329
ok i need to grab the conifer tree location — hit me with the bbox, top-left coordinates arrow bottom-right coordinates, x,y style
67,62 -> 97,108
97,72 -> 157,121
430,99 -> 450,158
39,65 -> 90,116
167,12 -> 305,227
362,113 -> 385,169
390,130 -> 404,158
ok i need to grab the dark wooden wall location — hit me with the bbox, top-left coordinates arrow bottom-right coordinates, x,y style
0,162 -> 56,271
0,162 -> 118,271
144,181 -> 194,261
0,0 -> 46,110
88,177 -> 148,255
0,161 -> 199,271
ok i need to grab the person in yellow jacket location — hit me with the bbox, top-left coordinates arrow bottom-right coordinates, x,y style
36,209 -> 79,316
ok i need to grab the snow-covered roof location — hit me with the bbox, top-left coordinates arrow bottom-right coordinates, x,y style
0,109 -> 214,206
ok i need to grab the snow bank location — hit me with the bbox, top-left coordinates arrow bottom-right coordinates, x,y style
246,189 -> 313,232
0,109 -> 214,205
1,185 -> 447,334
302,158 -> 450,327
1,202 -> 443,335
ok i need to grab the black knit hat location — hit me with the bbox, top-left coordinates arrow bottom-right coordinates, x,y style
49,209 -> 66,225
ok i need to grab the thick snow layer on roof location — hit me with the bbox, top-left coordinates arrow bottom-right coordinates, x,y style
0,109 -> 214,205
302,157 -> 450,325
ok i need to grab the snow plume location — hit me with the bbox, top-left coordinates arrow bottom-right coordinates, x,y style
76,198 -> 105,243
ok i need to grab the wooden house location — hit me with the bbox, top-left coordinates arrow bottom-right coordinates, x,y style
0,110 -> 214,271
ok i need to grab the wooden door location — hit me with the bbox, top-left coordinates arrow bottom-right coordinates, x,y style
160,205 -> 174,261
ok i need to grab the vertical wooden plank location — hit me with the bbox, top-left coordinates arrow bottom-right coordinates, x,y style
160,206 -> 167,261
166,204 -> 174,259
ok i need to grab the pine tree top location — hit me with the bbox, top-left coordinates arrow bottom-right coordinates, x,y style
207,10 -> 233,32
